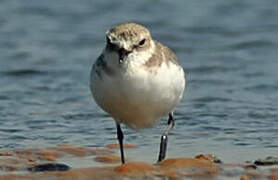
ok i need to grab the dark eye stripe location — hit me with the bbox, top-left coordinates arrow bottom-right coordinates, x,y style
106,37 -> 119,51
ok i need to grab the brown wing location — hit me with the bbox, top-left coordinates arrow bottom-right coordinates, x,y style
156,41 -> 179,65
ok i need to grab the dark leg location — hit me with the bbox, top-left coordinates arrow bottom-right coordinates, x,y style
116,123 -> 125,164
158,112 -> 175,162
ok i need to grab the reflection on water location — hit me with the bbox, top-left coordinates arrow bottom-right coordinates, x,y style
0,0 -> 277,162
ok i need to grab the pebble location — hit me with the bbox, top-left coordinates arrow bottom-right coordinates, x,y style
255,156 -> 278,166
27,163 -> 70,172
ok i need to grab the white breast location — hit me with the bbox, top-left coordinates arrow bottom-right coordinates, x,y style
90,47 -> 185,130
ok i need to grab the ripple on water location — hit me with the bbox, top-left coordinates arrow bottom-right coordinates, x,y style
0,128 -> 24,133
248,111 -> 277,120
0,95 -> 10,100
190,79 -> 230,86
242,72 -> 265,78
185,65 -> 238,74
225,40 -> 275,50
198,113 -> 228,119
182,26 -> 241,37
244,84 -> 278,93
16,6 -> 57,17
1,69 -> 48,77
8,51 -> 31,61
62,112 -> 109,121
192,97 -> 231,103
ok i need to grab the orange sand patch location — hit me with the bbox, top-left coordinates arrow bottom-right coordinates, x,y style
106,144 -> 138,149
114,162 -> 154,174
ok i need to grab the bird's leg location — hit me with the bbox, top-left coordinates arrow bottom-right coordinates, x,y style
157,112 -> 174,162
116,123 -> 125,164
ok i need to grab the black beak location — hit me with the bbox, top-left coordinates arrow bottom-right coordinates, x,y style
118,48 -> 131,63
106,36 -> 131,63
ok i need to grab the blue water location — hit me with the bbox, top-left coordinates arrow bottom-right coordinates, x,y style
0,0 -> 277,163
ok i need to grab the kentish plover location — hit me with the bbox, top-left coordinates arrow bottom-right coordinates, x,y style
90,22 -> 186,164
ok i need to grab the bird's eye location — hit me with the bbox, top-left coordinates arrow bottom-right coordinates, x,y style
138,39 -> 146,46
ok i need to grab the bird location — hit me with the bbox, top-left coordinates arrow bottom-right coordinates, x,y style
90,22 -> 185,164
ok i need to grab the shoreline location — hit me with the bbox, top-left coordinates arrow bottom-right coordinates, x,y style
0,144 -> 277,180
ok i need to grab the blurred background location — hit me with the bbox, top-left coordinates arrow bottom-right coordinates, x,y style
0,0 -> 277,163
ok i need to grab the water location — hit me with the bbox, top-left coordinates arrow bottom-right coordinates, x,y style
0,0 -> 277,163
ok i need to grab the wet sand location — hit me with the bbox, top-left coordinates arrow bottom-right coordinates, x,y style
0,144 -> 277,180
